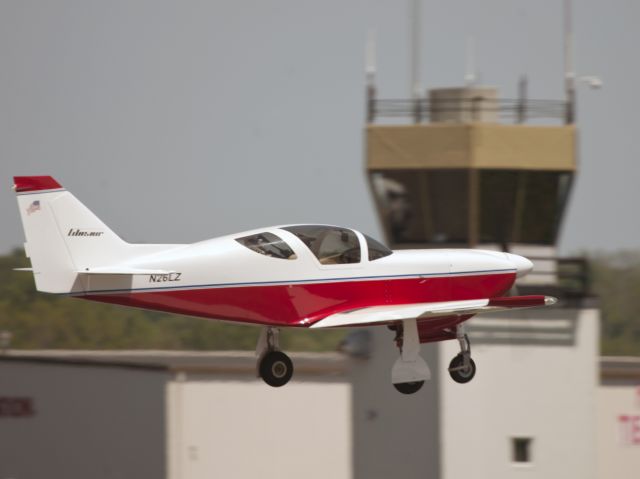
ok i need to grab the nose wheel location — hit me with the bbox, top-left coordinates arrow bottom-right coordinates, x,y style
448,327 -> 476,384
390,319 -> 431,394
393,380 -> 425,395
256,327 -> 294,387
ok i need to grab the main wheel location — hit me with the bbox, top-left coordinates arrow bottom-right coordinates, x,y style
259,351 -> 294,387
448,354 -> 476,384
393,381 -> 424,395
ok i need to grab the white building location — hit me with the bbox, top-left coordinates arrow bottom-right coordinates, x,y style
440,307 -> 599,479
0,351 -> 352,479
2,300 -> 629,479
598,356 -> 640,479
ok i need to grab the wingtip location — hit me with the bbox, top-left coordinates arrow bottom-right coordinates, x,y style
544,296 -> 558,306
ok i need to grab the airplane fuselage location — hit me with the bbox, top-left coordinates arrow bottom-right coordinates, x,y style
78,226 -> 525,331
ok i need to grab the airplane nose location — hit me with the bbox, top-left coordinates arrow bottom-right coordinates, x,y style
505,253 -> 534,278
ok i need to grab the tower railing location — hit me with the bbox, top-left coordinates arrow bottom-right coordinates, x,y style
367,98 -> 569,124
520,256 -> 591,298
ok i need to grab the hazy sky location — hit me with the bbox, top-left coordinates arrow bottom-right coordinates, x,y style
0,0 -> 637,254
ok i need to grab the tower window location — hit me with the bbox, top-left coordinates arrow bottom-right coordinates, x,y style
512,437 -> 532,463
370,170 -> 469,245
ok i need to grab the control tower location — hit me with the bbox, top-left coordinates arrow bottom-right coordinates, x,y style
356,88 -> 599,479
352,7 -> 600,479
366,86 -> 580,290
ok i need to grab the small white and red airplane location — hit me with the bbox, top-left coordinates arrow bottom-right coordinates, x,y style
13,176 -> 555,394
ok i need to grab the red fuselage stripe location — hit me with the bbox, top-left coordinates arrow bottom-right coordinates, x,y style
83,272 -> 517,328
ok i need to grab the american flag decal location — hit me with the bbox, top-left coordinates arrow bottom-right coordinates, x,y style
26,200 -> 41,215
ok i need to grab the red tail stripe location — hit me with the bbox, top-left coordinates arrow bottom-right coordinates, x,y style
13,176 -> 62,193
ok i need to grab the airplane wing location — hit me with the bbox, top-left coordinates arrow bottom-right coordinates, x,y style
310,295 -> 557,329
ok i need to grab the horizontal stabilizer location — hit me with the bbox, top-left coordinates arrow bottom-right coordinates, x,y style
310,295 -> 557,329
13,267 -> 34,272
77,267 -> 175,275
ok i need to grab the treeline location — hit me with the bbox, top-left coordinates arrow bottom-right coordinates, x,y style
0,249 -> 638,354
0,249 -> 345,351
590,251 -> 640,356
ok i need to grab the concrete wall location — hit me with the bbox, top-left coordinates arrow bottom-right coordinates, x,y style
440,308 -> 599,479
350,328 -> 441,479
167,374 -> 351,479
0,318 -> 610,479
0,359 -> 168,479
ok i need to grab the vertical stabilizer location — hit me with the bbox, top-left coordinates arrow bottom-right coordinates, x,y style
14,176 -> 129,293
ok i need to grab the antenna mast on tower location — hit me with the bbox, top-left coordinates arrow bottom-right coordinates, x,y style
465,36 -> 477,86
366,30 -> 377,123
410,0 -> 422,122
564,0 -> 575,123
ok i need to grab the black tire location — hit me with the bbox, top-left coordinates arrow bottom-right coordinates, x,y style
393,381 -> 424,395
259,351 -> 294,387
448,354 -> 476,384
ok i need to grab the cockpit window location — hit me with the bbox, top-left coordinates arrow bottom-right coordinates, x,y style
364,234 -> 393,261
282,225 -> 361,265
236,232 -> 297,260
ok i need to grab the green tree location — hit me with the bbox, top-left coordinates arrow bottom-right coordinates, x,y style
0,249 -> 345,351
2,248 -> 639,355
589,251 -> 640,356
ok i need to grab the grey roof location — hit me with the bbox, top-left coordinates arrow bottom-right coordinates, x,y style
0,349 -> 350,376
600,356 -> 640,383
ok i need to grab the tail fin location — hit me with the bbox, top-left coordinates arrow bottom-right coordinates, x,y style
14,176 -> 130,293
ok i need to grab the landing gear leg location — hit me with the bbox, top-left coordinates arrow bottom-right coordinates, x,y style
391,319 -> 430,394
448,324 -> 476,384
256,326 -> 293,387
